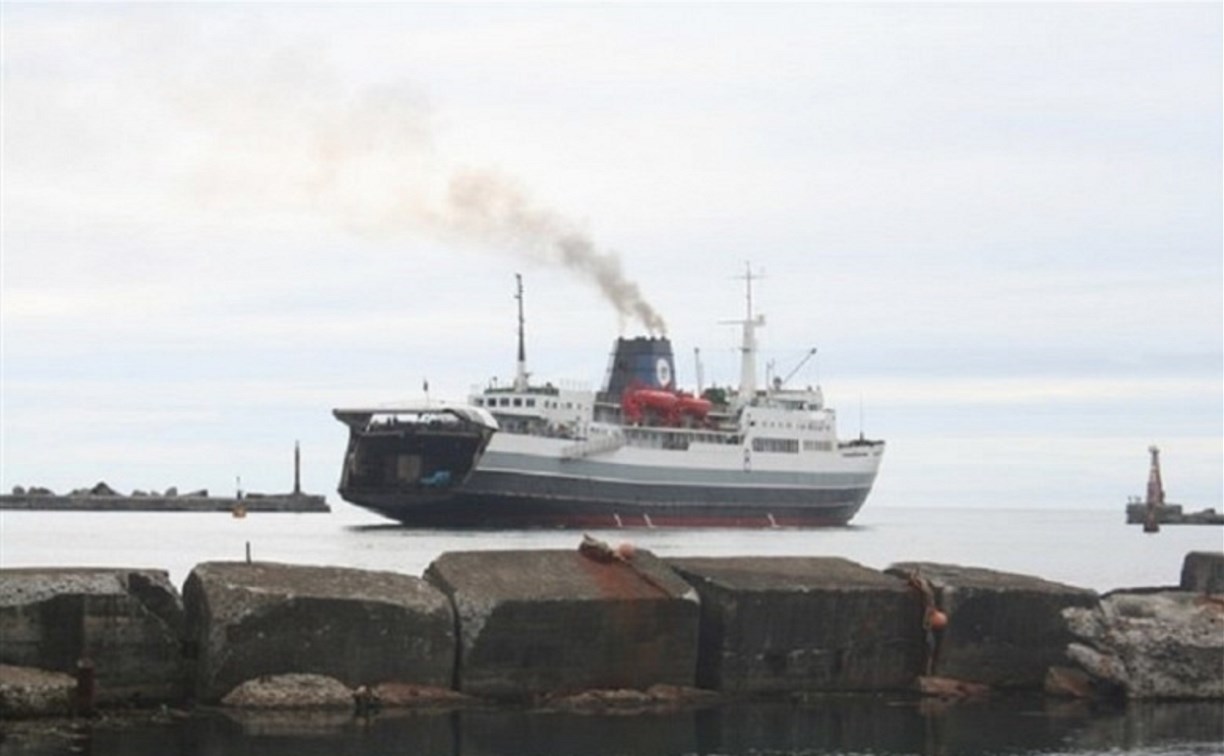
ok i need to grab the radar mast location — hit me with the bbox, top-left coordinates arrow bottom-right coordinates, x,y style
735,263 -> 765,406
514,274 -> 529,392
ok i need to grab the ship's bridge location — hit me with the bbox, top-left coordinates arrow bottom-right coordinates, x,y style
765,386 -> 825,412
469,382 -> 596,437
740,386 -> 838,454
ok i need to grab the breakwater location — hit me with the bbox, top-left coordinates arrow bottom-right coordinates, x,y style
1125,502 -> 1224,526
1,480 -> 329,513
1,443 -> 329,514
0,491 -> 329,514
1,546 -> 1220,718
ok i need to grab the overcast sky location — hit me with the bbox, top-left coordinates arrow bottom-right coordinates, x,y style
2,2 -> 1220,511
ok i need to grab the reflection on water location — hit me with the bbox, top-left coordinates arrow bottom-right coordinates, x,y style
3,697 -> 1222,756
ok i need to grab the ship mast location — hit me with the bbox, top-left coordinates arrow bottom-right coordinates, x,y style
514,274 -> 529,392
735,263 -> 765,406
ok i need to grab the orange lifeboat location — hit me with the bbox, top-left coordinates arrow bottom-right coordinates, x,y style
623,388 -> 710,426
622,388 -> 680,424
634,390 -> 680,411
676,394 -> 711,420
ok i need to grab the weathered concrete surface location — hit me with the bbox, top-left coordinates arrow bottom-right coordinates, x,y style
671,557 -> 924,693
916,675 -> 990,699
220,673 -> 353,708
424,549 -> 699,700
1181,551 -> 1224,594
543,684 -> 720,713
0,568 -> 185,704
0,664 -> 75,717
1044,664 -> 1110,699
1063,590 -> 1224,699
183,562 -> 453,703
368,682 -> 472,708
885,562 -> 1098,689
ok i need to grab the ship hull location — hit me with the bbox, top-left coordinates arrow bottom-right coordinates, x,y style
339,432 -> 882,529
341,487 -> 868,528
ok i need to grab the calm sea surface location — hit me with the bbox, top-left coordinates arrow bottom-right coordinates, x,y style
1,503 -> 1219,592
1,504 -> 1221,755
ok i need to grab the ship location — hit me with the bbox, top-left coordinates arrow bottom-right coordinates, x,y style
333,273 -> 885,528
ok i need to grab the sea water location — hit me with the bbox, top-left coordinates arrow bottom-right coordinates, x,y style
1,504 -> 1221,756
2,504 -> 1218,592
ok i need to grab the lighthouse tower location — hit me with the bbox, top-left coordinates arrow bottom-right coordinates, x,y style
1145,445 -> 1165,507
1142,445 -> 1165,533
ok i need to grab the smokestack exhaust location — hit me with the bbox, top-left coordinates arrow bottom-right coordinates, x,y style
434,170 -> 667,335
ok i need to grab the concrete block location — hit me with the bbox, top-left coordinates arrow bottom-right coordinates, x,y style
886,562 -> 1098,689
424,549 -> 699,700
183,562 -> 453,703
1180,551 -> 1224,594
0,664 -> 75,717
670,557 -> 924,693
0,568 -> 185,704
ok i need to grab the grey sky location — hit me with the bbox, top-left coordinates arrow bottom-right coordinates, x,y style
2,3 -> 1220,509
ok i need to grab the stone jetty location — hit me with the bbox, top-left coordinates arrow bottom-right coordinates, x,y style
1,547 -> 1221,718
